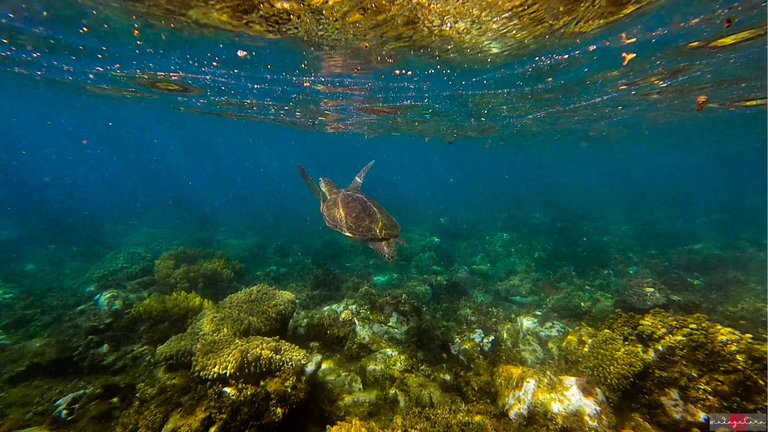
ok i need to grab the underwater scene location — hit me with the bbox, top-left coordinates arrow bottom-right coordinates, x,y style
0,0 -> 766,430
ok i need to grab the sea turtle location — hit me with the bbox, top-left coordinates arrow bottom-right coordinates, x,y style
298,161 -> 401,260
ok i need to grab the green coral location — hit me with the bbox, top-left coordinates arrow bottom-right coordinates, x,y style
558,327 -> 645,399
133,291 -> 213,324
148,283 -> 309,430
131,291 -> 214,344
157,284 -> 304,379
87,248 -> 154,290
154,248 -> 244,300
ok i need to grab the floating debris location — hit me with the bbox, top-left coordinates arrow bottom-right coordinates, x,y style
86,85 -> 154,98
698,96 -> 767,111
352,105 -> 402,116
688,26 -> 767,49
618,67 -> 688,90
621,52 -> 637,65
696,95 -> 709,111
134,77 -> 202,95
726,97 -> 767,108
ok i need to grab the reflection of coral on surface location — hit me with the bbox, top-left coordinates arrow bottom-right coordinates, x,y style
131,0 -> 654,57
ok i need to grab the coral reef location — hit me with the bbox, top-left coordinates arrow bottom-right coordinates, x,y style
131,291 -> 213,343
85,248 -> 154,291
154,248 -> 245,300
327,403 -> 500,431
557,327 -> 645,399
156,284 -> 303,375
291,296 -> 409,359
192,335 -> 308,383
131,283 -> 309,430
132,291 -> 213,325
609,309 -> 767,429
618,277 -> 670,310
493,316 -> 568,367
203,283 -> 297,337
0,231 -> 764,432
495,364 -> 615,431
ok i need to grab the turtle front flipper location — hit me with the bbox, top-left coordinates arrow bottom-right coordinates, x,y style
348,160 -> 375,191
298,165 -> 324,201
367,239 -> 397,261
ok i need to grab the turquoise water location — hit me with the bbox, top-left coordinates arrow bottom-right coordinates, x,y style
0,0 -> 766,431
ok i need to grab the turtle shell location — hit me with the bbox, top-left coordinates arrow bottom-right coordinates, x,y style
321,190 -> 400,241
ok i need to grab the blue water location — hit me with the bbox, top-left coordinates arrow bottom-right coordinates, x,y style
2,68 -> 764,267
0,0 -> 765,430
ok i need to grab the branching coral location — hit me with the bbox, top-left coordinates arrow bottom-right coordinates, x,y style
154,248 -> 244,300
557,327 -> 645,399
593,309 -> 767,429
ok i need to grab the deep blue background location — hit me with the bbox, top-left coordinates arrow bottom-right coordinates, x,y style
1,72 -> 764,255
0,0 -> 765,276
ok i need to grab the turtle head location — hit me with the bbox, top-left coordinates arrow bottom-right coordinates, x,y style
318,178 -> 338,198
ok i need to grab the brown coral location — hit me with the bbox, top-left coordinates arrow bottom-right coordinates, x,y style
194,335 -> 308,383
148,283 -> 310,430
606,309 -> 767,429
206,283 -> 296,337
154,248 -> 244,300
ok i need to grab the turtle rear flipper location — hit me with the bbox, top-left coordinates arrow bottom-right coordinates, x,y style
368,239 -> 397,261
298,165 -> 323,201
348,160 -> 375,191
